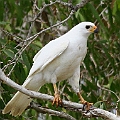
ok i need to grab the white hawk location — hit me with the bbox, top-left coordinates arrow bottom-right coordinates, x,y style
2,22 -> 98,116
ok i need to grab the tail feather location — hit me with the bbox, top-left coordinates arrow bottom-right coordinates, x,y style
2,91 -> 32,116
2,75 -> 44,116
2,73 -> 44,116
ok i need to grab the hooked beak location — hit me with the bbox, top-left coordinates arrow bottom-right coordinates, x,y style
89,26 -> 98,33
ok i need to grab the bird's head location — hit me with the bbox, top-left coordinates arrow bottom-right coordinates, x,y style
75,22 -> 98,36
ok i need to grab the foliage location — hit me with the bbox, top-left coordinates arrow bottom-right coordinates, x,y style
0,0 -> 120,120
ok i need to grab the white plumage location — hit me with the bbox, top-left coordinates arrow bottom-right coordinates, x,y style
2,22 -> 97,116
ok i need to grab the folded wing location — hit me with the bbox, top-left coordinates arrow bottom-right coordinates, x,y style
28,38 -> 69,77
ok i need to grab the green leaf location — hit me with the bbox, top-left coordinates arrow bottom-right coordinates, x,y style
33,41 -> 43,48
75,10 -> 85,21
94,101 -> 103,107
0,21 -> 10,25
88,3 -> 109,35
22,51 -> 31,72
38,0 -> 43,8
103,77 -> 113,89
3,49 -> 15,58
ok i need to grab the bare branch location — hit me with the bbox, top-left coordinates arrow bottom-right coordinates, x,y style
23,10 -> 74,43
30,102 -> 76,120
2,29 -> 23,42
97,81 -> 120,116
0,68 -> 120,120
75,0 -> 91,11
32,1 -> 59,21
24,0 -> 91,42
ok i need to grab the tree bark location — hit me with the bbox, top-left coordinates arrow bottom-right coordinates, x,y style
0,68 -> 120,120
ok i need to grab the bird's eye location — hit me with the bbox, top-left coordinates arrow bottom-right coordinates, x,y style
85,25 -> 91,29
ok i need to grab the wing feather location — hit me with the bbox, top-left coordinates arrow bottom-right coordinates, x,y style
28,38 -> 69,77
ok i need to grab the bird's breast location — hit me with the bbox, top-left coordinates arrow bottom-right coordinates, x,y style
56,45 -> 87,80
42,43 -> 87,83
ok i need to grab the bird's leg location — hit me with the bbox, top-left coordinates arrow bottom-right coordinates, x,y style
77,92 -> 93,110
52,84 -> 62,106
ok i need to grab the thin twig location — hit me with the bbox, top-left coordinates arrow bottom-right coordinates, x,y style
7,35 -> 38,76
23,10 -> 74,42
2,29 -> 23,42
97,81 -> 120,102
97,81 -> 120,116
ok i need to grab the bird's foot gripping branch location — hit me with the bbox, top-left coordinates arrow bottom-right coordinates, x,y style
0,68 -> 120,120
